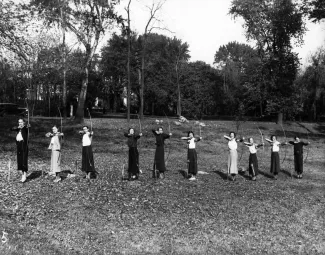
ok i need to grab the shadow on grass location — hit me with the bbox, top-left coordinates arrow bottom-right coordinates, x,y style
258,170 -> 274,179
281,169 -> 294,178
26,170 -> 44,182
178,169 -> 188,178
213,169 -> 228,180
238,170 -> 251,180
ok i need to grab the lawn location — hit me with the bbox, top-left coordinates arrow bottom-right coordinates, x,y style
0,116 -> 324,255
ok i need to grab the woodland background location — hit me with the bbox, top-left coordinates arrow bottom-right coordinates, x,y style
0,0 -> 324,123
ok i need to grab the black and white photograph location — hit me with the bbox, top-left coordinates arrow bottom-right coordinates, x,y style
0,0 -> 325,254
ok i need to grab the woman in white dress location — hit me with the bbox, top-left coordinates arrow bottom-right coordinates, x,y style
46,126 -> 63,182
224,132 -> 244,181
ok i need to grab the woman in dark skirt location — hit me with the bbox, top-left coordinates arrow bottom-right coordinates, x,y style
265,135 -> 286,179
10,118 -> 30,183
244,137 -> 264,181
288,136 -> 310,179
79,126 -> 95,179
152,127 -> 172,179
181,131 -> 202,180
124,128 -> 142,180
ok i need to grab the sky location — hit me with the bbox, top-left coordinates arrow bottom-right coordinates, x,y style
112,0 -> 325,67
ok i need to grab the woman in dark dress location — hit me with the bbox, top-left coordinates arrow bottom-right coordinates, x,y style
181,131 -> 202,180
79,126 -> 95,179
152,127 -> 172,179
124,128 -> 142,180
10,118 -> 30,183
288,136 -> 310,179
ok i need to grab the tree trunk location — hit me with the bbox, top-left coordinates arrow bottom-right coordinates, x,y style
60,5 -> 67,119
176,63 -> 181,117
277,112 -> 283,124
75,65 -> 89,123
140,49 -> 145,119
126,0 -> 131,122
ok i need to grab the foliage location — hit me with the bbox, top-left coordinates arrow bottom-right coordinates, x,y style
214,41 -> 260,116
230,0 -> 306,121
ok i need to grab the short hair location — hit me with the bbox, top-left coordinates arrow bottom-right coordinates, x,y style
83,126 -> 89,129
294,136 -> 298,140
229,131 -> 236,137
188,131 -> 194,137
158,126 -> 163,131
18,118 -> 24,122
271,135 -> 276,140
128,128 -> 134,133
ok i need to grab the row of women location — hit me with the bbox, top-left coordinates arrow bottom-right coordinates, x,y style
10,119 -> 95,183
10,118 -> 309,183
224,132 -> 310,181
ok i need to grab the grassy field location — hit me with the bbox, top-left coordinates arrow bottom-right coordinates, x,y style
0,116 -> 324,255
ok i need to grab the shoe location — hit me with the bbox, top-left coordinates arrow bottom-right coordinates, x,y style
252,176 -> 256,181
53,177 -> 61,183
274,175 -> 278,180
21,173 -> 27,183
189,176 -> 196,181
159,173 -> 164,179
231,176 -> 236,181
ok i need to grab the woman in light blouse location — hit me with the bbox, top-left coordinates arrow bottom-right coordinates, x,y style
46,125 -> 63,182
244,138 -> 264,181
181,131 -> 202,181
224,132 -> 244,181
265,135 -> 286,179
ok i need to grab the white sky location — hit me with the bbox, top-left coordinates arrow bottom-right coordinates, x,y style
111,0 -> 325,67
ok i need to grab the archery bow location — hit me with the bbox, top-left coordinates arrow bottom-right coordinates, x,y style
257,127 -> 264,152
238,122 -> 244,164
137,114 -> 142,172
298,122 -> 310,164
163,111 -> 171,166
58,107 -> 63,134
304,128 -> 310,164
280,123 -> 287,165
87,108 -> 93,133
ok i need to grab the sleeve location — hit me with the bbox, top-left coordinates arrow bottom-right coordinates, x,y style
10,127 -> 19,131
288,141 -> 294,145
302,142 -> 309,146
124,133 -> 130,138
195,137 -> 201,142
163,133 -> 170,140
135,135 -> 141,140
152,129 -> 157,136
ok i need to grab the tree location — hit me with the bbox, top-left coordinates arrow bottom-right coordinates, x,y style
0,0 -> 33,62
214,41 -> 261,116
167,37 -> 190,116
180,61 -> 220,118
138,0 -> 167,119
230,0 -> 306,124
32,0 -> 122,122
125,0 -> 132,122
303,0 -> 325,22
